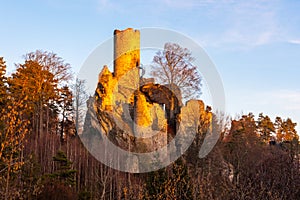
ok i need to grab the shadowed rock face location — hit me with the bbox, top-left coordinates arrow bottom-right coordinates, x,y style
140,83 -> 182,113
139,83 -> 183,137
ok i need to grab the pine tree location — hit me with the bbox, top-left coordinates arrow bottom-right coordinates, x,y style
275,117 -> 298,142
51,150 -> 76,185
275,117 -> 284,142
58,86 -> 75,142
38,151 -> 77,199
8,51 -> 73,154
257,113 -> 275,143
8,60 -> 58,137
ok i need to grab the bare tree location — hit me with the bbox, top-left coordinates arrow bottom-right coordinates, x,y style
24,50 -> 72,87
72,78 -> 88,135
151,43 -> 202,99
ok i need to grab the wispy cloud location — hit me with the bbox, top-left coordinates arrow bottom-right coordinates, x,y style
160,0 -> 216,8
195,0 -> 281,49
93,0 -> 292,49
98,0 -> 114,8
97,0 -> 121,13
243,90 -> 300,111
272,90 -> 300,111
288,39 -> 300,45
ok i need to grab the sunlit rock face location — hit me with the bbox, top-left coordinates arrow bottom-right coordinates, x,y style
95,66 -> 117,111
180,100 -> 212,134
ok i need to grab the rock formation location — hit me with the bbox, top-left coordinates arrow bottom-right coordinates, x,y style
83,28 -> 213,172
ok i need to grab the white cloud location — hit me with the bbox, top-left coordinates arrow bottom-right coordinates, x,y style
240,90 -> 300,112
97,0 -> 120,12
288,39 -> 300,45
195,0 -> 281,49
98,0 -> 110,9
93,0 -> 289,49
164,0 -> 216,8
272,90 -> 300,111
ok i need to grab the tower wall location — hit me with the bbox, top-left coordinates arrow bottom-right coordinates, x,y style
114,28 -> 140,79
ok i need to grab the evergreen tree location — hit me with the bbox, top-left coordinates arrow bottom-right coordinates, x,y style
257,113 -> 275,143
8,51 -> 73,150
38,151 -> 77,199
8,60 -> 58,137
275,116 -> 284,142
275,117 -> 298,142
58,86 -> 75,142
51,150 -> 77,186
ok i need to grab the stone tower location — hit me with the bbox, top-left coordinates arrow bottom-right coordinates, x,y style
113,28 -> 149,130
96,28 -> 141,111
113,28 -> 140,79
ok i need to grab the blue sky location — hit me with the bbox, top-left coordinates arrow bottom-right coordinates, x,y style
1,0 -> 300,133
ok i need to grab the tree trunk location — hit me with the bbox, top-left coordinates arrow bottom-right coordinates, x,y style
76,96 -> 79,135
5,154 -> 13,200
61,110 -> 65,143
39,101 -> 43,138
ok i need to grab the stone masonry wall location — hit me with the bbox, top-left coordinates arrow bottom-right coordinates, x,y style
114,28 -> 140,79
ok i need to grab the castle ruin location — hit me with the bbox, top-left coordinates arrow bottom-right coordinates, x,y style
85,28 -> 212,172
